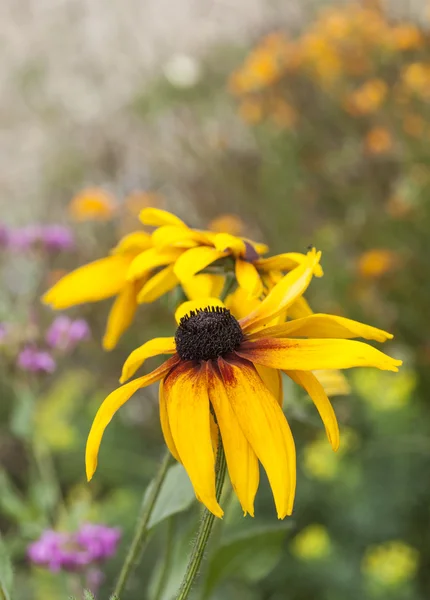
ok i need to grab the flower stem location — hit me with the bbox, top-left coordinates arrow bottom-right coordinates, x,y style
113,449 -> 173,598
175,442 -> 227,600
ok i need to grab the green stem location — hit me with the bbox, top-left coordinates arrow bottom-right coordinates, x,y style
154,517 -> 175,600
113,450 -> 173,598
175,442 -> 227,600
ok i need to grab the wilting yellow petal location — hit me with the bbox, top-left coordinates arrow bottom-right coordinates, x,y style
213,233 -> 247,256
120,337 -> 177,383
43,254 -> 132,309
103,282 -> 140,351
240,249 -> 321,333
86,356 -> 179,481
218,357 -> 296,518
248,314 -> 393,343
175,297 -> 226,324
255,365 -> 283,407
288,296 -> 313,319
237,338 -> 402,372
137,265 -> 179,303
173,246 -> 228,281
287,370 -> 340,451
152,225 -> 211,249
182,273 -> 225,301
164,362 -> 223,517
112,231 -> 152,254
127,247 -> 183,281
235,259 -> 264,298
206,362 -> 259,516
225,287 -> 261,320
256,252 -> 324,277
139,207 -> 187,228
159,379 -> 181,463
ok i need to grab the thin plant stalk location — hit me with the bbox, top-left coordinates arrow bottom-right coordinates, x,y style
113,450 -> 173,598
175,441 -> 227,600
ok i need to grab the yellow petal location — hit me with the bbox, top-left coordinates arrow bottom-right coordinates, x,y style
286,370 -> 340,451
182,273 -> 225,301
206,362 -> 259,516
173,246 -> 228,281
137,265 -> 179,303
225,287 -> 261,320
175,297 -> 226,324
164,362 -> 223,517
127,247 -> 183,281
43,254 -> 132,309
159,379 -> 181,463
213,233 -> 246,256
313,370 -> 351,397
112,231 -> 152,254
86,356 -> 179,481
102,282 -> 140,351
288,296 -> 313,319
240,249 -> 321,333
237,338 -> 402,372
235,259 -> 264,298
255,365 -> 283,408
120,337 -> 177,383
152,225 -> 211,249
248,314 -> 393,343
139,207 -> 187,228
256,252 -> 324,277
218,357 -> 296,518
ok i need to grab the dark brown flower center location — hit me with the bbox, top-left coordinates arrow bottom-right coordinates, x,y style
175,306 -> 243,361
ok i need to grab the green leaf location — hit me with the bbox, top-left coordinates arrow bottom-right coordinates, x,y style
204,523 -> 291,597
0,534 -> 13,600
83,591 -> 95,600
0,469 -> 32,525
145,464 -> 195,530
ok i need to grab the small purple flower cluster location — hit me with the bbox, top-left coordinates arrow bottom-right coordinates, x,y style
27,524 -> 121,572
0,223 -> 74,252
17,347 -> 56,374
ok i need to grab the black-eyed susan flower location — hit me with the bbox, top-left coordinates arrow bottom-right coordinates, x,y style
86,249 -> 401,519
133,208 -> 322,300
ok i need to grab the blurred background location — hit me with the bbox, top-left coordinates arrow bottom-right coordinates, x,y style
1,0 -> 430,598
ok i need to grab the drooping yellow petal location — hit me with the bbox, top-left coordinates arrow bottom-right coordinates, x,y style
206,362 -> 259,516
240,249 -> 321,333
287,370 -> 340,451
139,207 -> 187,228
86,356 -> 180,481
173,246 -> 228,281
112,231 -> 152,254
182,273 -> 225,301
237,338 -> 402,372
255,365 -> 283,408
103,282 -> 140,351
213,233 -> 247,256
152,225 -> 211,249
247,314 -> 393,343
256,252 -> 324,277
163,362 -> 223,517
43,254 -> 132,309
159,379 -> 181,463
127,247 -> 183,281
225,287 -> 261,320
218,357 -> 296,518
235,259 -> 264,298
288,296 -> 313,319
175,297 -> 226,324
120,337 -> 177,383
137,265 -> 179,303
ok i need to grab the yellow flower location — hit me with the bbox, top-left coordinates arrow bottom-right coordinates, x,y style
344,79 -> 387,116
357,249 -> 398,278
68,187 -> 117,221
238,99 -> 264,124
390,24 -> 423,51
86,250 -> 401,518
291,524 -> 331,560
208,214 -> 244,236
362,541 -> 419,587
364,127 -> 393,155
43,231 -> 157,350
401,62 -> 430,99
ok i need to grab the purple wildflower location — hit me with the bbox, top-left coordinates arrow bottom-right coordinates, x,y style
8,226 -> 40,250
0,224 -> 9,248
41,225 -> 75,252
27,525 -> 121,573
17,347 -> 56,374
8,224 -> 74,252
46,316 -> 90,351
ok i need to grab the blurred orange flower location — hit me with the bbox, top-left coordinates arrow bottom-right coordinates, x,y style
365,127 -> 393,154
68,188 -> 116,222
401,62 -> 430,99
403,114 -> 425,138
344,79 -> 387,115
391,24 -> 423,51
358,249 -> 398,278
125,191 -> 163,216
270,99 -> 297,129
238,99 -> 263,124
208,214 -> 244,236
